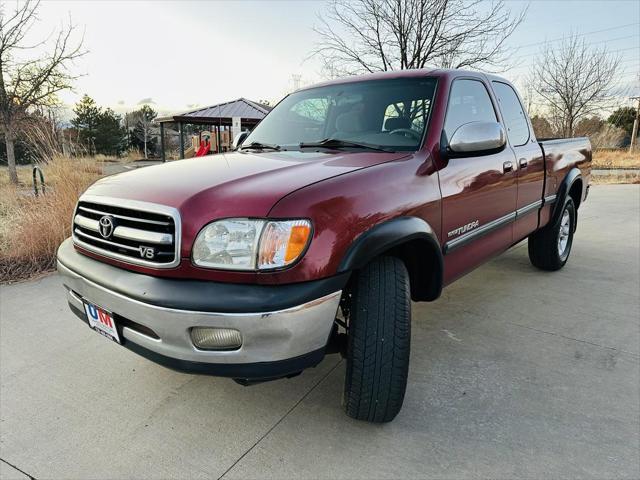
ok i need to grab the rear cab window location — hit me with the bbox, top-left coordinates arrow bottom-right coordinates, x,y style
492,81 -> 530,146
382,98 -> 431,134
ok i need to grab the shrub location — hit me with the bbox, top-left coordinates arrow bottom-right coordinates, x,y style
0,156 -> 102,283
592,149 -> 640,169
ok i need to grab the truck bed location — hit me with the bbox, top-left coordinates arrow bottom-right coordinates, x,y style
539,136 -> 592,201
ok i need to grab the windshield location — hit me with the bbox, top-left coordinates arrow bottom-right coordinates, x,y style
244,77 -> 437,152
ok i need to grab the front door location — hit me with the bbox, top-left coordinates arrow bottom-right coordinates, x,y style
439,78 -> 518,284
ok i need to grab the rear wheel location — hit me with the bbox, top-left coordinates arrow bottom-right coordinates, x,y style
343,256 -> 411,423
528,197 -> 576,271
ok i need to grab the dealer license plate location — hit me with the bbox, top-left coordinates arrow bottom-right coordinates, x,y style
84,302 -> 121,344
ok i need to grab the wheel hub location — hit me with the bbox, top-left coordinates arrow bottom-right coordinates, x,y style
557,209 -> 571,257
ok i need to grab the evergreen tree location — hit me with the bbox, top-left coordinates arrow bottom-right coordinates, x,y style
607,107 -> 637,137
95,108 -> 127,155
72,95 -> 127,156
71,95 -> 101,155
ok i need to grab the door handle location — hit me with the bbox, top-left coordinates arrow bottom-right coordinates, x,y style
519,158 -> 528,168
503,161 -> 514,173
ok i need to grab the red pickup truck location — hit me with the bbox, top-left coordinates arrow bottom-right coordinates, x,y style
57,68 -> 591,423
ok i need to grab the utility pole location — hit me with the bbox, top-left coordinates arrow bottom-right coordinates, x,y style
291,74 -> 302,91
630,96 -> 640,153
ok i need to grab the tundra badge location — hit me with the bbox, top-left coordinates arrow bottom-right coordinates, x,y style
448,220 -> 480,238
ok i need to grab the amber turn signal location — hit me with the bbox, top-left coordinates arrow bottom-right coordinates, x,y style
258,220 -> 311,269
285,224 -> 312,262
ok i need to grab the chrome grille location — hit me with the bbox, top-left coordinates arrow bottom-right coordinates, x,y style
72,196 -> 181,268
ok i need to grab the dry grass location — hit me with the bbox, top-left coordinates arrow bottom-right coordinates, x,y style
0,165 -> 34,188
591,172 -> 640,185
0,156 -> 103,283
120,148 -> 146,162
93,150 -> 144,163
592,149 -> 640,169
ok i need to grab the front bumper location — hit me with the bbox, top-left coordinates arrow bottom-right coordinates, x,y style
57,238 -> 344,380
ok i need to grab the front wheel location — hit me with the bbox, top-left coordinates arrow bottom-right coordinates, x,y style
528,197 -> 576,271
343,256 -> 411,423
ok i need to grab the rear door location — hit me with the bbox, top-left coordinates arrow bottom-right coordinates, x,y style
491,81 -> 545,241
439,78 -> 518,283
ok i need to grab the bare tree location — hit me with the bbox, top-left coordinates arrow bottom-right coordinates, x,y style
310,0 -> 526,77
22,106 -> 65,162
530,35 -> 620,138
126,105 -> 157,159
0,0 -> 85,184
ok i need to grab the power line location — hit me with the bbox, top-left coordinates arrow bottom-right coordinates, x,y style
529,34 -> 639,51
512,23 -> 640,122
607,87 -> 637,127
574,34 -> 638,46
510,45 -> 640,63
596,46 -> 638,54
511,22 -> 639,51
509,53 -> 637,70
610,85 -> 637,102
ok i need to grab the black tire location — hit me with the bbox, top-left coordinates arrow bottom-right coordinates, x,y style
528,197 -> 576,271
343,256 -> 411,423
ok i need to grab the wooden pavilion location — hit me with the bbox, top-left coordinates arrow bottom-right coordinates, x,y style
156,98 -> 271,160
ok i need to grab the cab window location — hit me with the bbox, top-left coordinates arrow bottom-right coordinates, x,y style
444,79 -> 497,139
492,81 -> 530,146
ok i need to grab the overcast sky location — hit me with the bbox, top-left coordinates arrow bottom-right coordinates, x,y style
30,0 -> 640,116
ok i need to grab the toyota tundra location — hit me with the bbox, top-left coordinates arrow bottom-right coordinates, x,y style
57,69 -> 591,422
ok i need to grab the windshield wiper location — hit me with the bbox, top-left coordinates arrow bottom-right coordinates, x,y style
298,138 -> 393,152
240,141 -> 281,151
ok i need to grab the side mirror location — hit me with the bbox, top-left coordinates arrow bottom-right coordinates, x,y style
233,131 -> 249,150
447,121 -> 506,157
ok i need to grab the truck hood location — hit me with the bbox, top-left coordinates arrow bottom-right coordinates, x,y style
84,150 -> 409,249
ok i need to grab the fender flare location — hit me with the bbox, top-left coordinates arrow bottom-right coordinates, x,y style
551,168 -> 582,226
338,216 -> 444,300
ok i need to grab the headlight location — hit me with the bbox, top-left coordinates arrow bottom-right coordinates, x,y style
192,218 -> 311,270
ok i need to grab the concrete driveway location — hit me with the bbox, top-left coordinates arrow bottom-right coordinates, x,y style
1,185 -> 638,479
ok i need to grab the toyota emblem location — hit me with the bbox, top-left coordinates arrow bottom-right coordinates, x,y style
98,216 -> 115,238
